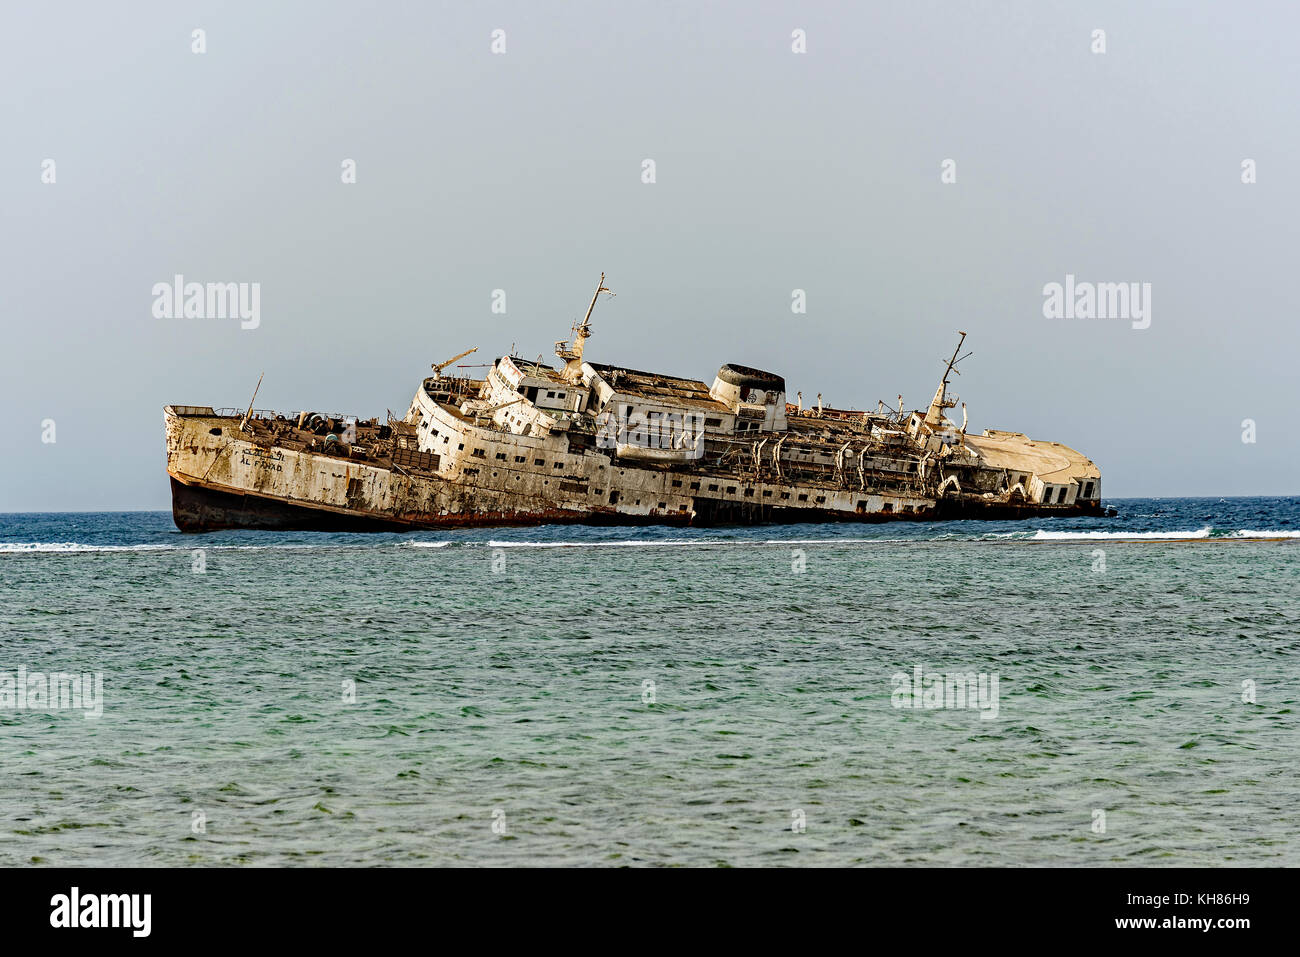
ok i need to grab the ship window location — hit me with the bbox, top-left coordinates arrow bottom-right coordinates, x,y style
798,494 -> 808,502
547,391 -> 556,398
593,489 -> 602,496
903,505 -> 914,513
763,490 -> 773,498
780,492 -> 790,500
515,456 -> 525,463
671,480 -> 682,488
554,462 -> 564,470
726,486 -> 737,494
1058,487 -> 1068,503
705,418 -> 721,427
815,495 -> 826,504
690,482 -> 700,490
658,502 -> 666,509
495,452 -> 506,460
472,448 -> 486,458
209,428 -> 222,436
1083,482 -> 1094,498
744,488 -> 754,497
882,503 -> 893,512
708,484 -> 719,491
463,467 -> 479,476
457,443 -> 464,450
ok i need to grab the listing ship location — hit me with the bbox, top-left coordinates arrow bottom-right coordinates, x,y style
165,275 -> 1104,532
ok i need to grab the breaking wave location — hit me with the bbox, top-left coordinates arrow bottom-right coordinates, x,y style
0,542 -> 179,553
1031,527 -> 1213,541
1028,527 -> 1300,541
0,542 -> 365,554
6,509 -> 1299,554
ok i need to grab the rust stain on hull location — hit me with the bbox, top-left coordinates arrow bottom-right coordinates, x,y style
170,475 -> 1101,533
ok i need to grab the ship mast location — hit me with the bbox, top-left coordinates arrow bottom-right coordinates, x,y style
557,273 -> 613,381
923,331 -> 971,427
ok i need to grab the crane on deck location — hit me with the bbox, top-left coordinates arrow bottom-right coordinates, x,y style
430,347 -> 478,380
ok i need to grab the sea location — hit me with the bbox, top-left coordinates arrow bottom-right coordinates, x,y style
1,497 -> 1296,866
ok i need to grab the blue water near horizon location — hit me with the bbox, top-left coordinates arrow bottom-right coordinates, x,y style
1,497 -> 1297,866
2,496 -> 1299,552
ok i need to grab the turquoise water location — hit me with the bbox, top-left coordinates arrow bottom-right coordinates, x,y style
1,500 -> 1297,865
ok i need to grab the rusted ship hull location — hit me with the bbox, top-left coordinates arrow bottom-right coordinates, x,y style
166,282 -> 1107,533
166,405 -> 1102,533
169,475 -> 701,532
171,474 -> 1100,533
170,477 -> 410,532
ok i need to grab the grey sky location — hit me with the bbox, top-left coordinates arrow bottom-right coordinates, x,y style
2,0 -> 1296,509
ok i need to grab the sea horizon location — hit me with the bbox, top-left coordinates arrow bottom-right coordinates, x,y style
3,495 -> 1297,866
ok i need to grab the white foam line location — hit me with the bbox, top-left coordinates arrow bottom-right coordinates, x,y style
0,542 -> 370,554
0,542 -> 177,553
8,528 -> 1295,554
490,537 -> 934,548
1031,527 -> 1212,541
485,539 -> 729,549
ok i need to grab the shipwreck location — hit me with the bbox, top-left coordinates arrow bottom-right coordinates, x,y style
165,275 -> 1103,531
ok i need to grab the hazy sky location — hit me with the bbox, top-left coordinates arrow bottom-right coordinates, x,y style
2,1 -> 1296,510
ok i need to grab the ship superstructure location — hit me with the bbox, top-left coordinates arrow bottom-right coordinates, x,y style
165,276 -> 1102,531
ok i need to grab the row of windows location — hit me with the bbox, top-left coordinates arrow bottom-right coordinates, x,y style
463,448 -> 563,470
1035,481 -> 1095,503
456,458 -> 857,512
690,482 -> 831,505
1042,484 -> 1094,503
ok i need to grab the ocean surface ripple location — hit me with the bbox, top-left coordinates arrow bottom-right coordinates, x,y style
1,498 -> 1296,866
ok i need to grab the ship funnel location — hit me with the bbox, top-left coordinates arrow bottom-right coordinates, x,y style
710,364 -> 787,430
